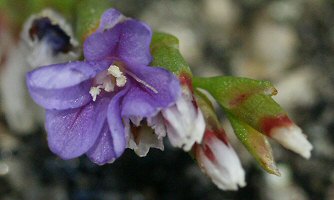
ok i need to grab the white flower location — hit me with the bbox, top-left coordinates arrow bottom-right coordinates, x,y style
196,131 -> 246,191
162,87 -> 205,151
127,114 -> 166,157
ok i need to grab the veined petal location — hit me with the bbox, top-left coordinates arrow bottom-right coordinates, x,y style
97,8 -> 126,32
107,86 -> 130,158
196,131 -> 246,191
26,61 -> 110,110
162,90 -> 205,151
122,65 -> 181,118
115,20 -> 152,65
46,97 -> 110,159
83,29 -> 119,61
86,121 -> 116,165
84,19 -> 152,65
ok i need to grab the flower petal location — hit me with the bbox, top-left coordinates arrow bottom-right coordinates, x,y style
121,65 -> 181,118
84,19 -> 152,65
128,124 -> 164,157
83,29 -> 119,61
196,131 -> 246,191
270,124 -> 313,159
45,97 -> 110,159
26,61 -> 110,110
107,86 -> 130,158
162,92 -> 206,151
115,19 -> 152,65
86,121 -> 116,165
97,8 -> 126,32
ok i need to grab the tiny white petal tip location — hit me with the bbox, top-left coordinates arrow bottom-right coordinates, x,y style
197,137 -> 246,191
271,125 -> 313,159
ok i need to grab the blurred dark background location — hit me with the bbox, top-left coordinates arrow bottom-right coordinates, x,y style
0,0 -> 334,199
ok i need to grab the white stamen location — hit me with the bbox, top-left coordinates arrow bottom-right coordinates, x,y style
103,79 -> 115,92
89,86 -> 102,101
126,71 -> 158,94
108,65 -> 123,77
116,75 -> 127,87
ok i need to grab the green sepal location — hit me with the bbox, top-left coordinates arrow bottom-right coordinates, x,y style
195,89 -> 219,131
226,111 -> 280,176
193,76 -> 286,133
150,32 -> 192,77
75,0 -> 113,42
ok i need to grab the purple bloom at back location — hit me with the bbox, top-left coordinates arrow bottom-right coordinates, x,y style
26,9 -> 181,165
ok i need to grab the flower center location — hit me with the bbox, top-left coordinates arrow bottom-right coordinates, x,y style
89,64 -> 127,101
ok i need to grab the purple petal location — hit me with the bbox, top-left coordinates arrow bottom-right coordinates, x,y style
107,86 -> 130,158
97,9 -> 125,32
86,122 -> 116,165
84,19 -> 152,65
46,97 -> 110,159
115,20 -> 152,65
83,29 -> 120,61
122,65 -> 181,118
26,61 -> 110,110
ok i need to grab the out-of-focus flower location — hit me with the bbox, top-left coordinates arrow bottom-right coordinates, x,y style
26,9 -> 181,165
21,9 -> 79,67
0,9 -> 79,133
0,13 -> 14,68
162,74 -> 205,151
195,130 -> 246,191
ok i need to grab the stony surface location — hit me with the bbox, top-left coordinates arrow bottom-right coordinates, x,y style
0,0 -> 333,199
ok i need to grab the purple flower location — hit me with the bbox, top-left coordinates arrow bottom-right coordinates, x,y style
26,9 -> 181,165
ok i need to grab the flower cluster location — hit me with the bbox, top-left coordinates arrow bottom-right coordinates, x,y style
25,8 -> 313,191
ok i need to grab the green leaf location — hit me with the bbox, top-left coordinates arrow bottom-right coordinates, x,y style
75,0 -> 113,42
226,111 -> 280,176
193,76 -> 286,134
193,76 -> 276,106
150,32 -> 192,77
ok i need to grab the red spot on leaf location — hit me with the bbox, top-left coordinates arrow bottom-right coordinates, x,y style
229,93 -> 250,107
261,115 -> 293,136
